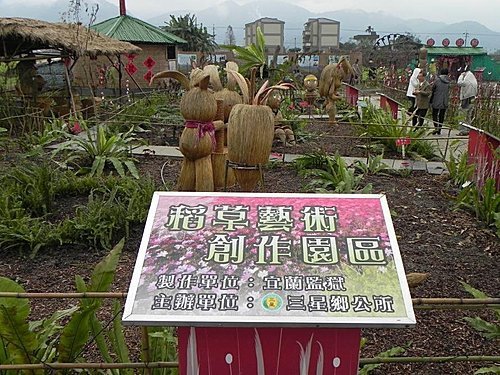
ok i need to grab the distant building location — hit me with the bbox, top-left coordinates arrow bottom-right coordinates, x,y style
353,31 -> 379,47
302,18 -> 340,53
245,17 -> 285,53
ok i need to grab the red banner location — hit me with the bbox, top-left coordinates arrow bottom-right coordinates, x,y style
178,326 -> 361,375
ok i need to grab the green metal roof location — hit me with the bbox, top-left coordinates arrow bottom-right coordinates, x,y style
427,47 -> 486,56
92,15 -> 186,45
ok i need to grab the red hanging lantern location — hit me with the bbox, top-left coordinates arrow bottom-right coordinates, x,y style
470,38 -> 479,47
456,38 -> 464,47
442,38 -> 450,47
426,38 -> 435,47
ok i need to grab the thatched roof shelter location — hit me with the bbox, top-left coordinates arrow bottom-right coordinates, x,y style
0,17 -> 141,60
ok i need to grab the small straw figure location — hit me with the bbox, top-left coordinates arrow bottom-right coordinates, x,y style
267,93 -> 295,146
303,74 -> 319,115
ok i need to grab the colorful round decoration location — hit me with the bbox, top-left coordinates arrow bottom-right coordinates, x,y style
261,293 -> 283,312
470,38 -> 480,47
426,38 -> 435,47
456,38 -> 465,47
442,38 -> 450,47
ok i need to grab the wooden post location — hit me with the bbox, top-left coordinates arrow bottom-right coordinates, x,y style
141,327 -> 152,375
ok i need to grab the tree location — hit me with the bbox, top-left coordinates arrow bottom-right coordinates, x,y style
163,14 -> 217,53
225,25 -> 236,46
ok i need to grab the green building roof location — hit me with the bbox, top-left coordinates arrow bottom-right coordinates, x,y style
427,47 -> 486,56
92,15 -> 186,45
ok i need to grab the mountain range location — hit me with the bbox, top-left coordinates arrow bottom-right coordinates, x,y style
1,0 -> 499,51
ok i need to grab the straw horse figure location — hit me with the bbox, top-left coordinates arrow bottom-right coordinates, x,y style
319,57 -> 354,123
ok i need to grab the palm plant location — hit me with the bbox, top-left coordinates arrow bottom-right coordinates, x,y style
225,26 -> 267,76
163,14 -> 217,53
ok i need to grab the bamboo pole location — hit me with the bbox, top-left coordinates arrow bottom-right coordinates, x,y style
0,292 -> 128,299
413,298 -> 500,305
141,327 -> 152,375
0,293 -> 498,308
359,355 -> 500,365
0,362 -> 178,371
414,304 -> 500,310
1,355 -> 499,371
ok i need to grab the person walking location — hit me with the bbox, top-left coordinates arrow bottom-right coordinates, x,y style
406,66 -> 421,126
457,66 -> 478,135
430,68 -> 450,135
413,70 -> 431,128
350,59 -> 361,85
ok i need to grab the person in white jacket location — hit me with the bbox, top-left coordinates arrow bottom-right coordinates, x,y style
457,66 -> 478,135
406,67 -> 421,126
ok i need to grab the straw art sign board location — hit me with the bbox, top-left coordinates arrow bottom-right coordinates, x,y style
123,192 -> 415,327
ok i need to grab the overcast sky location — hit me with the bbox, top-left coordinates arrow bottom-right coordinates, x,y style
1,0 -> 499,31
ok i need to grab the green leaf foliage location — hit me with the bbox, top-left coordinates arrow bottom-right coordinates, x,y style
463,317 -> 500,340
226,26 -> 267,75
109,300 -> 132,374
57,307 -> 94,363
474,366 -> 500,374
296,152 -> 372,193
456,178 -> 500,228
88,238 -> 124,294
359,344 -> 407,374
53,124 -> 142,179
0,277 -> 40,367
353,103 -> 436,159
461,281 -> 500,341
148,327 -> 179,375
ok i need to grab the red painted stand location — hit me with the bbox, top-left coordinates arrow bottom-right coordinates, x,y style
178,327 -> 361,375
344,84 -> 359,107
467,129 -> 500,190
379,94 -> 399,119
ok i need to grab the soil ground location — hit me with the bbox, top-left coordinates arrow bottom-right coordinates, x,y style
0,120 -> 498,374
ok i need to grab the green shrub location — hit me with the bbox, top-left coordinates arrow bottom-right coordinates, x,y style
354,154 -> 390,175
354,103 -> 437,159
295,152 -> 372,193
456,178 -> 500,232
445,143 -> 474,187
54,123 -> 142,178
0,161 -> 156,255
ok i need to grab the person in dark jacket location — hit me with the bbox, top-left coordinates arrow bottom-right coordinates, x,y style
430,68 -> 450,135
413,70 -> 431,128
